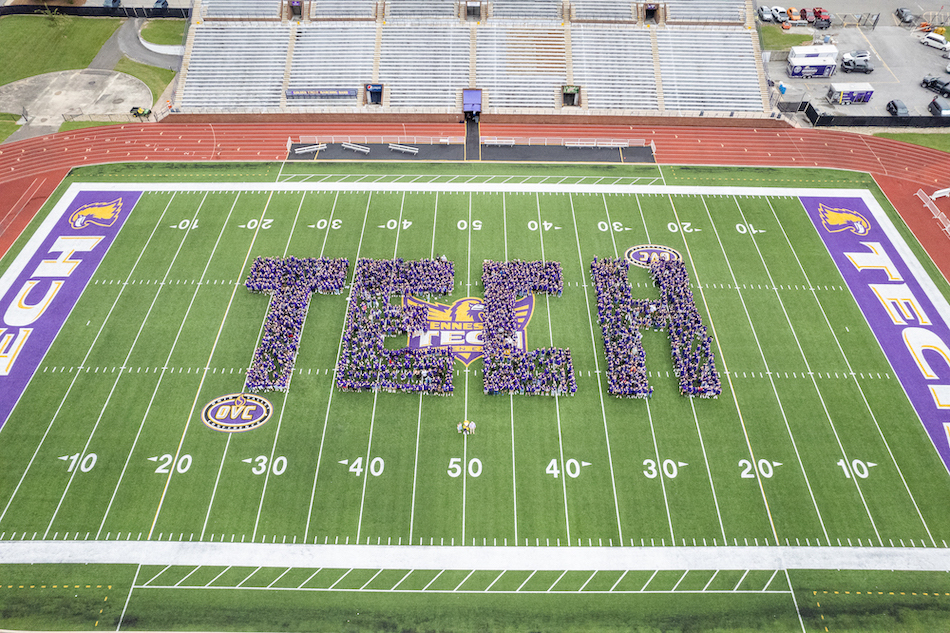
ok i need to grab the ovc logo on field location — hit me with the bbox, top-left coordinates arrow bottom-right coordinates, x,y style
625,244 -> 683,268
201,393 -> 273,432
68,198 -> 124,230
817,202 -> 870,236
404,295 -> 534,365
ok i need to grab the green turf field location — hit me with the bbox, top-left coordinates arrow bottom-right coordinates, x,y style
3,162 -> 950,631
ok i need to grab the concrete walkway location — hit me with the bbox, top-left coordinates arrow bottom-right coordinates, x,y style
2,541 -> 949,571
2,17 -> 181,142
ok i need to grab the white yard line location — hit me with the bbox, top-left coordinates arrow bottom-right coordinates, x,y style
250,194 -> 311,541
115,563 -> 141,631
200,435 -> 232,541
148,192 -> 278,539
408,394 -> 424,544
99,192 -> 238,539
697,195 -> 829,546
785,569 -> 807,633
730,196 -> 882,546
536,193 -> 571,546
567,193 -> 623,545
355,391 -> 380,544
776,198 -> 936,547
304,192 -> 373,545
603,195 -> 673,543
45,194 -> 211,538
0,193 -> 176,527
665,194 -> 779,545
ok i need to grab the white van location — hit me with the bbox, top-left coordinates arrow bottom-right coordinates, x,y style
922,32 -> 950,51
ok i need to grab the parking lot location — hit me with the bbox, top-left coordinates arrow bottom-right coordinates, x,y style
764,8 -> 950,117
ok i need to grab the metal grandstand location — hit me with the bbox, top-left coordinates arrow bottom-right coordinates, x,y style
174,0 -> 771,118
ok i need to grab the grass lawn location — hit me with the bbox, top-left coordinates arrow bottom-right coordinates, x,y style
875,132 -> 950,154
0,112 -> 20,142
113,56 -> 176,105
0,15 -> 122,87
140,19 -> 186,46
58,120 -> 125,133
758,24 -> 813,50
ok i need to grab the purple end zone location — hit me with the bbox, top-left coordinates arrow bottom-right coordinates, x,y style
801,195 -> 950,474
0,190 -> 141,429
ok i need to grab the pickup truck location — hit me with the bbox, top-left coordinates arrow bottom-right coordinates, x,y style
922,75 -> 950,97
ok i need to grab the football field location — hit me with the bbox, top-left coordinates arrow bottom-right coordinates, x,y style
3,162 -> 950,629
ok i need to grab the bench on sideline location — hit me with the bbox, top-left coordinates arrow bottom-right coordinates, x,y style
343,142 -> 371,154
294,143 -> 327,154
389,143 -> 419,155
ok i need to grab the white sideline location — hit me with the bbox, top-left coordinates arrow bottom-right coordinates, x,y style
1,541 -> 950,572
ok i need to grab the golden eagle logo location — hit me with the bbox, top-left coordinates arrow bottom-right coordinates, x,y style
404,295 -> 534,365
68,198 -> 123,230
818,203 -> 870,236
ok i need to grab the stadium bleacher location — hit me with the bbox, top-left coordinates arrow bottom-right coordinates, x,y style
288,24 -> 376,105
380,25 -> 471,109
476,25 -> 566,110
571,26 -> 658,111
179,24 -> 290,109
657,28 -> 764,111
174,0 -> 768,116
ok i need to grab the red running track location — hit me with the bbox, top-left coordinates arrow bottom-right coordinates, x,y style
1,122 -> 948,278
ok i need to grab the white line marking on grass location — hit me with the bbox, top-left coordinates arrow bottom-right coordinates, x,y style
393,192 -> 406,257
250,195 -> 313,541
142,565 -> 171,587
568,193 -> 623,544
422,570 -> 444,590
689,396 -> 727,544
702,570 -> 718,591
537,193 -> 571,546
516,571 -> 536,591
785,569 -> 807,633
502,195 -> 518,544
731,196 -> 881,546
603,196 -> 673,544
408,394 -> 424,544
485,571 -> 505,591
296,568 -> 322,589
671,570 -> 688,591
267,567 -> 292,588
547,570 -> 568,591
328,569 -> 352,590
454,570 -> 476,591
732,570 -> 749,591
639,570 -> 658,591
305,192 -> 373,545
0,193 -> 176,528
98,192 -> 239,539
391,570 -> 413,590
777,198 -> 935,547
115,563 -> 141,631
762,568 -> 779,591
430,192 -> 439,259
697,194 -> 829,545
360,569 -> 384,590
204,566 -> 231,587
236,567 -> 261,587
148,192 -> 278,539
45,193 -> 209,539
174,566 -> 201,587
355,391 -> 380,544
201,434 -> 232,541
578,570 -> 597,591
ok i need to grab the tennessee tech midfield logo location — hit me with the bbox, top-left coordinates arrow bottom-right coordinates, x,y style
404,295 -> 535,365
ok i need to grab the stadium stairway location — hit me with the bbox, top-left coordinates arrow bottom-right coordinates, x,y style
279,25 -> 297,109
650,28 -> 665,111
172,21 -> 199,109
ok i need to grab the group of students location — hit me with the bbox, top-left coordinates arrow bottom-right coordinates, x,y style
335,257 -> 456,395
591,257 -> 721,399
244,256 -> 349,392
480,260 -> 577,397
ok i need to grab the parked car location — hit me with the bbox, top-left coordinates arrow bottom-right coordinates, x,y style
787,6 -> 799,20
922,75 -> 950,97
930,96 -> 950,116
921,32 -> 950,51
842,50 -> 871,63
895,7 -> 914,23
813,6 -> 830,19
771,6 -> 788,22
841,59 -> 874,73
815,17 -> 831,29
758,5 -> 773,20
886,99 -> 909,116
800,7 -> 815,22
